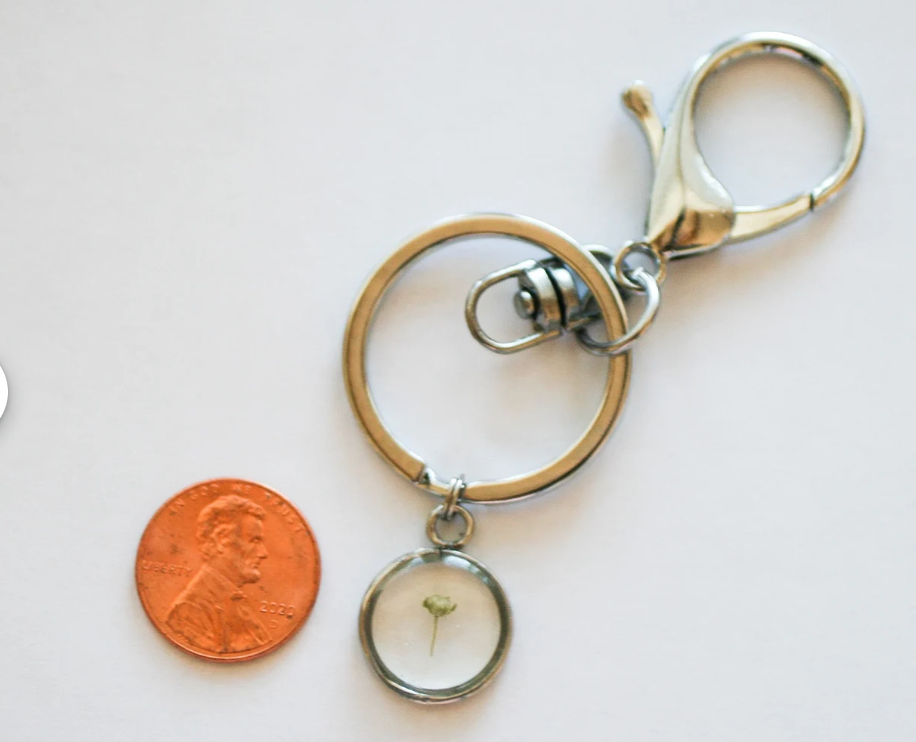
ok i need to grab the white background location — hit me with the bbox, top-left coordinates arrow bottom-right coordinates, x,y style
0,2 -> 911,741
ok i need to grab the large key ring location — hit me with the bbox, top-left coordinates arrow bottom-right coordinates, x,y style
343,212 -> 630,504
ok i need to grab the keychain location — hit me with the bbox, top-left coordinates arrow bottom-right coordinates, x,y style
343,32 -> 865,703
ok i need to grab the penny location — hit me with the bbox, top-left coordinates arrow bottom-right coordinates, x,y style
135,478 -> 320,662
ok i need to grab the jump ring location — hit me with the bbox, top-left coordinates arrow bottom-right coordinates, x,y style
576,267 -> 661,356
613,241 -> 667,293
426,504 -> 475,549
443,476 -> 465,520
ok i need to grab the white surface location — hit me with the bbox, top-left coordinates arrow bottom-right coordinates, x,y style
0,2 -> 911,741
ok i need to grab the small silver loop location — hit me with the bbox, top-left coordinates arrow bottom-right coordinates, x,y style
426,504 -> 474,549
443,476 -> 465,520
576,268 -> 661,356
613,241 -> 667,293
465,260 -> 563,354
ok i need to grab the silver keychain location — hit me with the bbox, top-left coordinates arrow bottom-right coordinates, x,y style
343,32 -> 865,704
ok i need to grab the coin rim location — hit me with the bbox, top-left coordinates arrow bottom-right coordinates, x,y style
135,477 -> 321,663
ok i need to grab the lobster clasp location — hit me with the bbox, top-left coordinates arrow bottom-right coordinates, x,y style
624,32 -> 866,257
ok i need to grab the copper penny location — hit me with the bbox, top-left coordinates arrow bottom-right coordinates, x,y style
135,478 -> 320,662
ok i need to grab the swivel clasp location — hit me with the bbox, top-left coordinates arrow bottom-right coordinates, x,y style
465,255 -> 598,354
466,244 -> 662,357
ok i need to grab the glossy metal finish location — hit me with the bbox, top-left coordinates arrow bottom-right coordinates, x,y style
441,476 -> 465,520
466,32 -> 865,359
575,266 -> 660,356
426,504 -> 474,549
611,241 -> 668,293
627,31 -> 866,257
466,256 -> 593,354
343,213 -> 630,503
467,241 -> 663,357
359,548 -> 512,703
465,259 -> 564,353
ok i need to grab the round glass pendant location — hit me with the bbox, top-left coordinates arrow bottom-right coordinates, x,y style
359,548 -> 511,703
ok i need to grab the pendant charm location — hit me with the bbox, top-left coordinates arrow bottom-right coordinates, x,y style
360,546 -> 511,703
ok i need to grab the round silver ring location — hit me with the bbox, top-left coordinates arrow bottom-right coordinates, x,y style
613,241 -> 667,293
576,267 -> 661,356
343,213 -> 631,503
426,504 -> 474,549
358,548 -> 512,703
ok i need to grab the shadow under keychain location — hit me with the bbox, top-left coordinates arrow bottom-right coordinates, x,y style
342,32 -> 865,703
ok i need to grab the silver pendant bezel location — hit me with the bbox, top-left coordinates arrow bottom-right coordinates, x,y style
358,548 -> 512,703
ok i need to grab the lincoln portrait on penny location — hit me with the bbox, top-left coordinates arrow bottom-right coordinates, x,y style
167,495 -> 271,654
